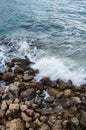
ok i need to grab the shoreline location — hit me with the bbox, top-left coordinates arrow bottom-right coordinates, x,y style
0,57 -> 86,130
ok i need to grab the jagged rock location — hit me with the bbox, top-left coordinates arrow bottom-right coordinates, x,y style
25,122 -> 30,129
6,62 -> 14,68
38,123 -> 50,130
52,120 -> 62,130
20,104 -> 27,112
26,109 -> 34,116
1,100 -> 7,111
2,72 -> 15,82
20,88 -> 35,100
9,85 -> 19,97
12,58 -> 22,62
14,66 -> 24,74
18,83 -> 26,91
21,112 -> 32,122
23,75 -> 33,82
9,103 -> 19,113
6,118 -> 25,130
39,116 -> 46,123
45,96 -> 54,103
33,118 -> 41,128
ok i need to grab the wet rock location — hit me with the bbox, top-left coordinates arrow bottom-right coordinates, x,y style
14,66 -> 24,74
59,80 -> 68,89
71,117 -> 79,126
23,75 -> 33,82
40,77 -> 51,86
50,81 -> 57,88
1,100 -> 7,111
73,97 -> 82,104
2,72 -> 15,82
45,96 -> 54,103
20,88 -> 35,100
19,58 -> 31,70
6,61 -> 14,68
20,104 -> 27,112
12,58 -> 22,62
6,118 -> 25,130
48,88 -> 57,97
38,123 -> 50,130
64,89 -> 72,97
21,112 -> 32,122
52,120 -> 62,130
80,110 -> 86,128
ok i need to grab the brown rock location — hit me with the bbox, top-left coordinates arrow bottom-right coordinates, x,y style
56,92 -> 63,99
80,110 -> 86,128
52,120 -> 62,130
14,66 -> 24,74
20,104 -> 27,112
50,81 -> 57,88
38,123 -> 50,130
59,80 -> 68,89
9,103 -> 19,112
25,122 -> 30,129
23,75 -> 33,82
73,97 -> 82,104
12,58 -> 22,62
2,72 -> 15,82
45,96 -> 54,103
0,110 -> 5,118
62,120 -> 69,128
40,77 -> 51,86
48,88 -> 57,97
21,112 -> 32,122
20,88 -> 35,100
18,83 -> 26,91
6,118 -> 24,130
0,125 -> 5,130
64,89 -> 72,97
1,100 -> 7,111
26,109 -> 34,116
33,119 -> 41,128
40,116 -> 46,123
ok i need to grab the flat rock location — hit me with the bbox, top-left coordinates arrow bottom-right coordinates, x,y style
38,123 -> 50,130
1,100 -> 7,111
45,96 -> 54,103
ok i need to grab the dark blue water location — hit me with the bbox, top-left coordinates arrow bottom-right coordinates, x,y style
0,0 -> 86,85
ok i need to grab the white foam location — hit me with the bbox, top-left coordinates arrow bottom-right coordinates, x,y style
32,57 -> 86,86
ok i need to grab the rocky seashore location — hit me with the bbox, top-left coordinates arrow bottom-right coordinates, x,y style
0,57 -> 86,130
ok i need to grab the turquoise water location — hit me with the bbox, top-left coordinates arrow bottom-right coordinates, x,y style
0,0 -> 86,85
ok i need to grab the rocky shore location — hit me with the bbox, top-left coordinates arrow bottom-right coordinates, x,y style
0,57 -> 86,130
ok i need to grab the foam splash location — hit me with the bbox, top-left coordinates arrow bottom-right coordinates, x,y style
32,57 -> 86,86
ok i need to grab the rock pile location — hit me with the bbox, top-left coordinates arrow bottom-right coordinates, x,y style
0,57 -> 86,130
